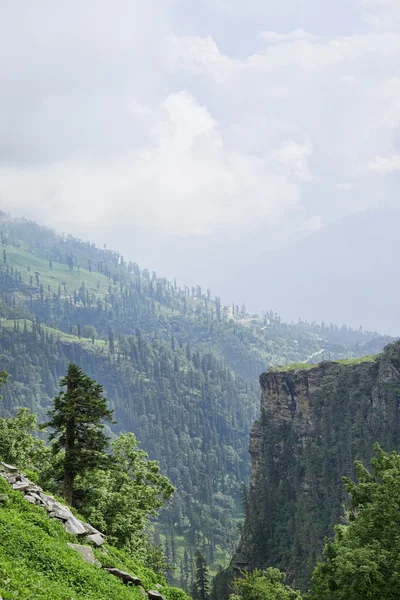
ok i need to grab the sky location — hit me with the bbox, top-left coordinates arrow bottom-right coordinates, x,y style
1,0 -> 400,332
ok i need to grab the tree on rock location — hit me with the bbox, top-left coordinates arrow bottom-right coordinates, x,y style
46,363 -> 114,505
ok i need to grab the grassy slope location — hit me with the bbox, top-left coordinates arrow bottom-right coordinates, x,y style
0,477 -> 188,600
269,354 -> 377,373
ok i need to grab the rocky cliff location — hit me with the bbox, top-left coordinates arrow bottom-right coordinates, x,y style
234,341 -> 400,590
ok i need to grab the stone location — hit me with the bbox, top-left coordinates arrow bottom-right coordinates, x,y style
148,591 -> 166,600
12,481 -> 31,491
5,476 -> 17,484
67,543 -> 101,567
104,568 -> 142,586
24,495 -> 37,504
25,491 -> 42,502
82,522 -> 102,535
0,462 -> 18,472
85,532 -> 105,547
0,494 -> 9,504
51,506 -> 74,521
63,516 -> 88,535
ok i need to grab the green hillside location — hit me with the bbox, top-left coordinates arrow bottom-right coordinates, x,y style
0,476 -> 188,600
0,212 -> 393,583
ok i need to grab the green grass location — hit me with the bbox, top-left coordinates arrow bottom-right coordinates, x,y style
0,478 -> 190,600
4,244 -> 110,299
269,354 -> 377,373
0,319 -> 107,350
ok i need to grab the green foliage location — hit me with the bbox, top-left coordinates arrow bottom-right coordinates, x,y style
311,444 -> 400,600
231,569 -> 303,600
0,476 -> 190,600
0,408 -> 50,471
75,433 -> 175,550
46,364 -> 114,505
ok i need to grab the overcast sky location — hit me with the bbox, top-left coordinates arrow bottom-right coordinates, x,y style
1,1 -> 400,332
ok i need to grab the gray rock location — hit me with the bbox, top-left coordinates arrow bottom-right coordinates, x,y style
5,476 -> 17,484
24,495 -> 37,504
82,522 -> 102,535
12,481 -> 31,491
26,484 -> 41,493
0,494 -> 9,504
0,462 -> 18,472
148,591 -> 166,600
63,516 -> 88,535
67,543 -> 101,567
104,568 -> 142,586
26,491 -> 42,502
85,532 -> 105,547
51,507 -> 74,521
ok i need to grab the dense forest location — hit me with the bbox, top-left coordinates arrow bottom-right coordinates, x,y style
0,212 -> 393,586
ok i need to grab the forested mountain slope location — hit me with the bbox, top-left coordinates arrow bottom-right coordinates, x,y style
0,212 -> 392,580
226,341 -> 400,594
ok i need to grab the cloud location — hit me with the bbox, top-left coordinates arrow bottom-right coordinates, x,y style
0,92 -> 315,239
366,154 -> 400,174
361,0 -> 400,30
0,0 -> 400,284
259,29 -> 319,43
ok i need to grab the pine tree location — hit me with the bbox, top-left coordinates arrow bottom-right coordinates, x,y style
46,363 -> 114,505
192,550 -> 210,600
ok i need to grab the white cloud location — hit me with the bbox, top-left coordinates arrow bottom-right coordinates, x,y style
366,154 -> 400,174
361,0 -> 400,29
336,183 -> 353,191
0,0 -> 400,283
259,29 -> 319,43
0,92 -> 315,238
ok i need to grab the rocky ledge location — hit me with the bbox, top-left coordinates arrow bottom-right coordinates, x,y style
0,462 -> 167,600
0,462 -> 105,544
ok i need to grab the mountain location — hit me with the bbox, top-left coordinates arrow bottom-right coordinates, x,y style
217,340 -> 400,596
0,211 -> 393,581
240,205 -> 400,335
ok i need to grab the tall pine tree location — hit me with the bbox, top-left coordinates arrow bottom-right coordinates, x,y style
46,363 -> 114,505
192,551 -> 210,600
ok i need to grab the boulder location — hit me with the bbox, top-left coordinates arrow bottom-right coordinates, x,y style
12,481 -> 31,491
104,568 -> 142,586
25,491 -> 42,503
0,494 -> 9,504
85,532 -> 105,547
24,495 -> 36,504
50,506 -> 74,521
63,516 -> 88,535
0,462 -> 18,472
67,543 -> 101,567
148,591 -> 166,600
82,522 -> 102,535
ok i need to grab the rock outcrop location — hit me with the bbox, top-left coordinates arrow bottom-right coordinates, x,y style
234,341 -> 400,590
0,463 -> 168,599
0,463 -> 106,545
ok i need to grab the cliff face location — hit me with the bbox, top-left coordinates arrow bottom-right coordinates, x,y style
235,342 -> 400,590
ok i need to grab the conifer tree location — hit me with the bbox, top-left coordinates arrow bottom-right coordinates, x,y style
46,363 -> 114,505
192,550 -> 210,600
